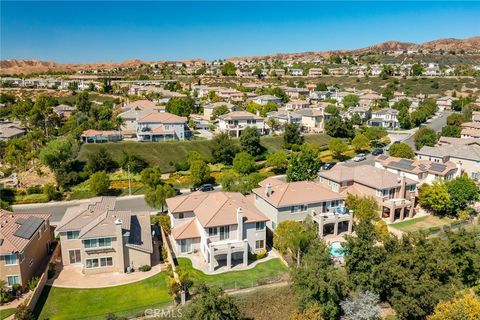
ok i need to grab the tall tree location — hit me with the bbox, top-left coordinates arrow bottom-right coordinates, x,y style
210,133 -> 239,165
190,160 -> 212,187
286,146 -> 321,182
283,123 -> 304,149
414,127 -> 438,150
328,138 -> 348,159
240,127 -> 263,156
388,142 -> 414,159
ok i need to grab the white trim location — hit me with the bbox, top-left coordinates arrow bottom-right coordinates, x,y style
85,256 -> 114,269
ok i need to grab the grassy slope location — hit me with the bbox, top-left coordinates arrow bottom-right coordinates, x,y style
177,257 -> 288,290
35,272 -> 171,320
389,215 -> 452,232
234,285 -> 295,320
78,133 -> 331,172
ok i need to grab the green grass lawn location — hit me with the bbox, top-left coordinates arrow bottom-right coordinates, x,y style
0,308 -> 16,320
78,133 -> 331,172
390,215 -> 453,233
35,272 -> 171,320
177,257 -> 288,290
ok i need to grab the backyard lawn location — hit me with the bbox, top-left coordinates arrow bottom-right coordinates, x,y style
389,215 -> 453,233
177,257 -> 289,290
0,308 -> 16,320
35,272 -> 171,320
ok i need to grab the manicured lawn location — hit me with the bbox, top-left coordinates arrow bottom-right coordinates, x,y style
0,308 -> 16,320
78,134 -> 331,172
35,272 -> 171,320
390,215 -> 452,233
177,257 -> 288,290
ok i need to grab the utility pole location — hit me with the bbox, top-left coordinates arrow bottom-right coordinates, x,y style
127,164 -> 132,196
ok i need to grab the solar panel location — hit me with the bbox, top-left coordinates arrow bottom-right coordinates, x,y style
13,216 -> 44,239
378,155 -> 388,160
430,163 -> 447,172
391,159 -> 415,171
15,218 -> 26,225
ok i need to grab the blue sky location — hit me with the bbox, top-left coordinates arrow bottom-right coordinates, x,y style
1,1 -> 479,63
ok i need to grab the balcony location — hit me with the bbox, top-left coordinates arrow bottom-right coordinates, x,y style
382,198 -> 411,208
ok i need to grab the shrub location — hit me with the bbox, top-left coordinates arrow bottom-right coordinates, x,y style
139,265 -> 152,272
27,277 -> 40,291
26,186 -> 43,195
14,302 -> 34,320
161,246 -> 168,262
174,161 -> 190,172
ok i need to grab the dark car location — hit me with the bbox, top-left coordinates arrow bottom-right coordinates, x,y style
322,162 -> 336,170
371,148 -> 384,156
198,184 -> 214,192
174,188 -> 182,196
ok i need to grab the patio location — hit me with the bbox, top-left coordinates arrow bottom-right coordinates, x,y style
47,263 -> 166,288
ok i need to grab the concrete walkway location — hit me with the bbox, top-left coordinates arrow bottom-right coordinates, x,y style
48,263 -> 167,289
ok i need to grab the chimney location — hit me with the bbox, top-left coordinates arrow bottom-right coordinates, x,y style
114,218 -> 126,273
256,110 -> 260,117
399,174 -> 406,198
455,161 -> 463,177
237,207 -> 244,241
265,183 -> 272,197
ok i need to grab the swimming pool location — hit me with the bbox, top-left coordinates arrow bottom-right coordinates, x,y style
329,241 -> 345,257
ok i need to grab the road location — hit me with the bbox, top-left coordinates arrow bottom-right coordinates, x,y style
342,111 -> 451,168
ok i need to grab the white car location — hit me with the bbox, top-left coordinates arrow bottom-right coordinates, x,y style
353,153 -> 367,162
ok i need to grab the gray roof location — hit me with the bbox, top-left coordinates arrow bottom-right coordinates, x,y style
416,144 -> 480,161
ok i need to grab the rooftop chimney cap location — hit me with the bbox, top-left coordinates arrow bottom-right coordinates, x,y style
237,207 -> 243,214
114,218 -> 123,225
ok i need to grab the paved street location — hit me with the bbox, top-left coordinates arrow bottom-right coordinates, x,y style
402,111 -> 451,149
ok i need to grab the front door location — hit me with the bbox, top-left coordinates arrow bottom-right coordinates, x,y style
219,226 -> 230,240
69,249 -> 81,264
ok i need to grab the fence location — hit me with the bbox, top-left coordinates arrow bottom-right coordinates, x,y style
160,226 -> 178,280
427,217 -> 479,236
27,242 -> 61,310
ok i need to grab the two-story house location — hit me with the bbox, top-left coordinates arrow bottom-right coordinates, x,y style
296,108 -> 327,133
56,197 -> 158,274
251,177 -> 351,238
0,210 -> 53,287
368,108 -> 400,129
136,112 -> 191,141
375,155 -> 458,185
166,192 -> 268,272
250,95 -> 282,106
285,100 -> 310,111
318,164 -> 418,222
460,121 -> 480,139
217,111 -> 266,137
416,144 -> 480,180
203,102 -> 236,120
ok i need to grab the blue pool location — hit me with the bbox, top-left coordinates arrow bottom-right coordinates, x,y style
329,241 -> 345,257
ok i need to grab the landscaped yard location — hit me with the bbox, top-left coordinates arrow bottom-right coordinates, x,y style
0,308 -> 16,320
35,272 -> 171,320
177,257 -> 289,290
389,215 -> 453,233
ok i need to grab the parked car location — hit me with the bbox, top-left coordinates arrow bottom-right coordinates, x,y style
353,153 -> 367,162
322,162 -> 336,170
198,184 -> 214,192
174,188 -> 182,196
371,148 -> 384,156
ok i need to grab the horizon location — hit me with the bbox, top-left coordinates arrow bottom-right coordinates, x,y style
1,1 -> 480,63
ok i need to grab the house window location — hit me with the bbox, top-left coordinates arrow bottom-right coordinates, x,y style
219,226 -> 230,240
7,275 -> 20,286
255,222 -> 265,230
84,238 -> 112,249
255,240 -> 265,249
67,231 -> 80,240
69,249 -> 81,264
375,189 -> 383,197
4,254 -> 17,265
86,257 -> 113,269
208,227 -> 217,236
290,205 -> 307,214
408,185 -> 416,192
178,213 -> 184,219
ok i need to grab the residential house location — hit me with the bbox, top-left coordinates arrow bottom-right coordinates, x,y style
319,164 -> 418,222
438,136 -> 480,146
266,110 -> 302,129
346,106 -> 370,121
436,96 -> 453,112
0,210 -> 53,287
166,192 -> 268,272
309,91 -> 331,101
203,102 -> 235,120
368,108 -> 400,129
217,111 -> 266,137
285,100 -> 310,111
308,68 -> 324,77
251,177 -> 351,238
425,63 -> 441,76
136,112 -> 191,141
80,130 -> 123,143
296,108 -> 327,132
359,92 -> 385,108
416,144 -> 480,180
283,87 -> 309,99
0,122 -> 25,141
250,95 -> 282,106
460,122 -> 480,139
289,69 -> 303,76
53,104 -> 75,118
56,197 -> 158,274
375,155 -> 458,185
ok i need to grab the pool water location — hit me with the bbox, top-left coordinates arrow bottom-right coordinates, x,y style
329,241 -> 344,257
